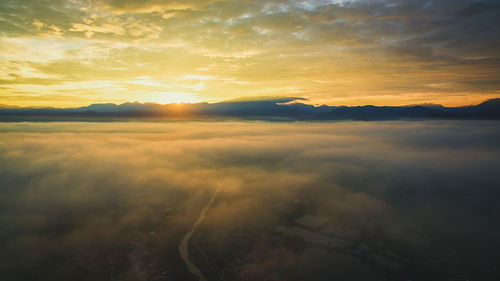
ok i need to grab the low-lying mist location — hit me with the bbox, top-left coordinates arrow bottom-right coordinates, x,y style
1,121 -> 499,281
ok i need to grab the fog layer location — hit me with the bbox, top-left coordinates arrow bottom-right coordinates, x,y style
1,121 -> 499,280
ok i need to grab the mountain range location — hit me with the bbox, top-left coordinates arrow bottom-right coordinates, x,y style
1,97 -> 499,121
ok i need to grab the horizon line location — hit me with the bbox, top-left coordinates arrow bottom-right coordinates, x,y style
2,96 -> 499,110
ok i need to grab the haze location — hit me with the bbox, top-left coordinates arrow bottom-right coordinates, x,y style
1,121 -> 500,280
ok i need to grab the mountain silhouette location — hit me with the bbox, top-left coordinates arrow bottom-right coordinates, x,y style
1,97 -> 499,121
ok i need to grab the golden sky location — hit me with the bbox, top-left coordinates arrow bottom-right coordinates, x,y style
0,0 -> 499,107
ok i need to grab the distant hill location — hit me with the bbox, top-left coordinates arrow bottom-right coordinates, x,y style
1,97 -> 499,121
475,98 -> 500,113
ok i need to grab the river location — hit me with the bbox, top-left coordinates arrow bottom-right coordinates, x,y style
178,190 -> 218,281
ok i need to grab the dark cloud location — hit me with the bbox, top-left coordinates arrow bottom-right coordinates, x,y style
2,0 -> 499,57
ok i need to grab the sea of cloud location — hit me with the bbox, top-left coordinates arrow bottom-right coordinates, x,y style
1,120 -> 500,279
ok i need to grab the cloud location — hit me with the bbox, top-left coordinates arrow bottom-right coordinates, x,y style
126,20 -> 162,38
0,0 -> 499,106
1,121 -> 500,279
88,0 -> 209,14
31,18 -> 64,37
69,14 -> 126,37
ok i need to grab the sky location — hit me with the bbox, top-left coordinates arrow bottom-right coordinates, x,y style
0,0 -> 499,107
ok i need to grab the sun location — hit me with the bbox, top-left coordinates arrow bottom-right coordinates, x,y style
142,92 -> 201,104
